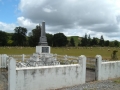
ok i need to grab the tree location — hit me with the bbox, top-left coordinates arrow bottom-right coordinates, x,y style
88,34 -> 91,46
53,33 -> 68,47
46,33 -> 53,46
28,25 -> 41,46
109,41 -> 115,47
104,40 -> 109,46
0,30 -> 7,46
81,34 -> 88,46
12,26 -> 27,46
99,35 -> 104,47
7,33 -> 14,46
70,37 -> 75,47
114,40 -> 119,47
91,37 -> 98,46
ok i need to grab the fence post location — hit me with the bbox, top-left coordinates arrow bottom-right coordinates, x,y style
54,54 -> 57,60
8,58 -> 16,90
3,54 -> 7,68
0,55 -> 1,68
78,55 -> 86,83
22,54 -> 24,62
95,55 -> 102,81
1,54 -> 3,68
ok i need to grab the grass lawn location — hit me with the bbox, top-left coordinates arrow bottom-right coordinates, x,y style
0,47 -> 120,60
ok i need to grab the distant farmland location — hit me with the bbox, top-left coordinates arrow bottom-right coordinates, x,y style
0,47 -> 119,60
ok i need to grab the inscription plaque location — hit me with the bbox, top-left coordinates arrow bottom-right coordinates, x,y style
42,47 -> 49,53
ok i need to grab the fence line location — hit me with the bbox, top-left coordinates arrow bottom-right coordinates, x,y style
0,54 -> 82,68
8,54 -> 32,62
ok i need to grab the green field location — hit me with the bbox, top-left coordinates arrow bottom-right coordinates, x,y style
0,47 -> 120,60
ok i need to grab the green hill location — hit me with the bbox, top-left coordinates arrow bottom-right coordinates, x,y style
67,36 -> 82,46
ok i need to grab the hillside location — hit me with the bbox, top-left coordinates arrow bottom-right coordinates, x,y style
67,36 -> 82,46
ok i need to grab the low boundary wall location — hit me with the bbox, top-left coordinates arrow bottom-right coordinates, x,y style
96,55 -> 120,80
8,55 -> 86,90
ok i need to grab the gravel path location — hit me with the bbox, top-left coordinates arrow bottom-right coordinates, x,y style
59,79 -> 120,90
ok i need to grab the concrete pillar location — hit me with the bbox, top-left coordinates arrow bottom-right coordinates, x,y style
54,54 -> 57,59
3,54 -> 7,68
1,54 -> 4,68
8,58 -> 16,90
1,54 -> 6,68
42,21 -> 45,36
0,55 -> 1,68
95,55 -> 102,81
78,55 -> 86,83
22,54 -> 24,62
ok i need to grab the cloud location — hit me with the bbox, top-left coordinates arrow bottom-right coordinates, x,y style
43,5 -> 57,13
0,22 -> 16,33
17,16 -> 37,31
2,0 -> 120,40
0,17 -> 38,33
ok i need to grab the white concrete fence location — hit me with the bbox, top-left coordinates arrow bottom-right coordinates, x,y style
4,54 -> 120,90
0,54 -> 8,68
96,55 -> 120,80
8,55 -> 86,90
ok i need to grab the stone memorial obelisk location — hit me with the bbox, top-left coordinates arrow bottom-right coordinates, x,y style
36,21 -> 50,54
38,21 -> 48,46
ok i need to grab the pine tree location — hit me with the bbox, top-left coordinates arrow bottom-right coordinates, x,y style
70,37 -> 75,47
88,34 -> 91,46
81,34 -> 88,46
99,35 -> 104,47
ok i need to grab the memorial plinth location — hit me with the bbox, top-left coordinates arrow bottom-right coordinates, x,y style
16,21 -> 59,67
36,21 -> 50,54
36,46 -> 50,54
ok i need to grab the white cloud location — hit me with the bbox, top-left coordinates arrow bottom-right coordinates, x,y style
1,0 -> 120,41
0,17 -> 38,33
17,16 -> 37,31
17,0 -> 120,40
0,22 -> 16,33
43,5 -> 57,13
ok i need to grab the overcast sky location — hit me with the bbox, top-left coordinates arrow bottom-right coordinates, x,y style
0,0 -> 120,41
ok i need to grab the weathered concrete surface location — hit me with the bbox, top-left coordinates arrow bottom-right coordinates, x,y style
15,64 -> 85,90
8,58 -> 16,90
1,70 -> 120,90
96,55 -> 120,80
100,61 -> 120,80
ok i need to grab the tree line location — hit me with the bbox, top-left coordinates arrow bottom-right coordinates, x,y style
0,26 -> 120,47
79,34 -> 119,47
0,26 -> 68,47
